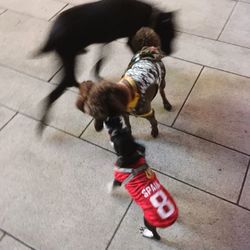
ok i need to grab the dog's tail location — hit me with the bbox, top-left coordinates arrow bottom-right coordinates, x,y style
32,37 -> 55,58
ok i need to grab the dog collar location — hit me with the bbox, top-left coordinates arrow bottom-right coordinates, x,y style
119,76 -> 140,112
115,163 -> 149,185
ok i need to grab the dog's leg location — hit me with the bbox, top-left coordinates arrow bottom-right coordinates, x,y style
92,44 -> 109,80
141,217 -> 161,240
144,109 -> 158,138
38,55 -> 78,133
122,114 -> 132,133
160,79 -> 172,111
94,119 -> 104,132
107,179 -> 122,194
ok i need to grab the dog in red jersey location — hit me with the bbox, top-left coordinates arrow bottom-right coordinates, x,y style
105,117 -> 178,240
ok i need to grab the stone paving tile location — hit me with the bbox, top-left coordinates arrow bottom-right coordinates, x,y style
109,175 -> 250,250
0,0 -> 66,20
174,67 -> 250,155
49,4 -> 73,22
0,8 -> 6,15
240,167 -> 250,209
0,235 -> 31,250
59,0 -> 97,5
82,118 -> 249,202
0,106 -> 16,130
145,0 -> 235,39
0,11 -> 60,81
0,231 -> 3,240
219,2 -> 250,48
0,114 -> 131,250
173,33 -> 250,78
0,66 -> 91,136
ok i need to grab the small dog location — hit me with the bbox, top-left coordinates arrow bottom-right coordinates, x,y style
105,117 -> 178,240
76,45 -> 172,137
36,0 -> 176,132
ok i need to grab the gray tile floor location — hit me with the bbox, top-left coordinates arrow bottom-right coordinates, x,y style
0,0 -> 249,249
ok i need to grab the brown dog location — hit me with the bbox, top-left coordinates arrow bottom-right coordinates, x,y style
36,0 -> 176,133
76,44 -> 172,137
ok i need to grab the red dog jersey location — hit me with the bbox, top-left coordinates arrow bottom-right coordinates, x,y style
114,157 -> 178,228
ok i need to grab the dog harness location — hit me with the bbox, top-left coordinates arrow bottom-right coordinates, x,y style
114,157 -> 178,228
120,47 -> 165,117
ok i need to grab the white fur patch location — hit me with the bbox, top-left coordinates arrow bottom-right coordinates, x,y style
142,228 -> 154,238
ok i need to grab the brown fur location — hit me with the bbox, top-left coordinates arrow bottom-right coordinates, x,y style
131,27 -> 161,53
76,28 -> 172,136
76,81 -> 129,131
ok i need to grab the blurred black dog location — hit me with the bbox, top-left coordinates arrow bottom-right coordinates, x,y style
36,0 -> 176,132
105,117 -> 178,240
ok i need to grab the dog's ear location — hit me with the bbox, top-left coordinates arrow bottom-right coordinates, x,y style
159,11 -> 175,24
94,119 -> 104,132
76,81 -> 95,112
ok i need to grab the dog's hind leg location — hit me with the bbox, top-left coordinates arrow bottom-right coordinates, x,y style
38,55 -> 78,133
141,217 -> 161,240
143,109 -> 158,138
92,44 -> 109,80
159,79 -> 172,111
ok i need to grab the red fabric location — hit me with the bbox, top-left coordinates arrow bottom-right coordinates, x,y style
114,158 -> 178,228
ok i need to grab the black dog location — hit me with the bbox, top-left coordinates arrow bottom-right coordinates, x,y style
36,0 -> 176,132
105,117 -> 178,240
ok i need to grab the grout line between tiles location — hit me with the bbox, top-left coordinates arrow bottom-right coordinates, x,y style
175,29 -> 250,50
0,62 -> 54,83
217,1 -> 238,40
0,231 -> 5,241
105,200 -> 133,250
237,159 -> 250,204
0,228 -> 36,250
171,66 -> 204,127
170,56 -> 250,79
48,65 -> 63,82
0,9 -> 8,16
160,122 -> 250,157
0,111 -> 18,132
153,168 -> 250,212
0,7 -> 52,22
8,114 -> 250,211
48,3 -> 69,22
78,118 -> 94,138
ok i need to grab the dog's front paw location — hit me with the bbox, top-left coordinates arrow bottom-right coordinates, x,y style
164,102 -> 172,111
140,227 -> 154,239
151,127 -> 159,138
140,227 -> 161,240
107,182 -> 120,195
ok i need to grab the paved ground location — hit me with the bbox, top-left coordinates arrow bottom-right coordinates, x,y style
0,0 -> 250,249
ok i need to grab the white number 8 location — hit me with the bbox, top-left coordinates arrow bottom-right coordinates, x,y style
150,190 -> 175,219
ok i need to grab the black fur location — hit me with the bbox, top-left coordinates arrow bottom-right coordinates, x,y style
106,117 -> 160,239
37,0 -> 176,132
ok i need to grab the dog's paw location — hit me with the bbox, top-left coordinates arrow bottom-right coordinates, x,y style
107,182 -> 115,194
164,103 -> 172,111
107,182 -> 121,196
140,227 -> 154,239
140,227 -> 161,240
151,128 -> 159,138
